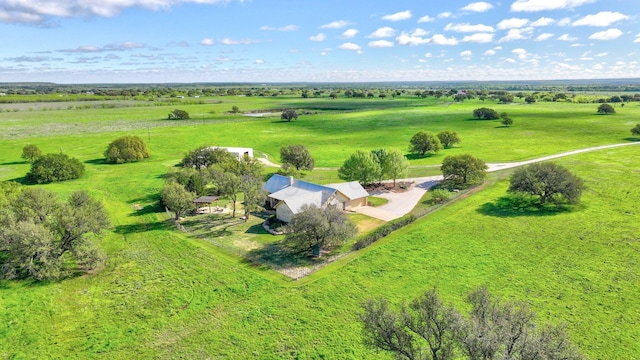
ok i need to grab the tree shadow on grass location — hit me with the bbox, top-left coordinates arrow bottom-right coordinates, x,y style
0,161 -> 27,165
245,223 -> 269,235
114,220 -> 168,234
405,153 -> 436,160
244,242 -> 313,268
85,158 -> 106,165
623,137 -> 640,142
477,194 -> 574,218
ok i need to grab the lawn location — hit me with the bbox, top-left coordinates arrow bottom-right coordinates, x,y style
1,94 -> 639,359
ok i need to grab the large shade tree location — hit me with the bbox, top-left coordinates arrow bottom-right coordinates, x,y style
338,150 -> 381,186
597,103 -> 615,114
441,154 -> 488,185
283,204 -> 356,256
409,131 -> 442,157
0,186 -> 110,281
26,153 -> 85,184
104,135 -> 150,164
280,144 -> 315,171
436,131 -> 461,149
161,181 -> 196,220
508,162 -> 584,206
361,287 -> 583,360
21,144 -> 42,163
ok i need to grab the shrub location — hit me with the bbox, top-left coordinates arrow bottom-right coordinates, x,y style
26,153 -> 85,184
472,107 -> 499,120
104,135 -> 150,164
21,144 -> 42,163
597,103 -> 615,114
168,109 -> 190,119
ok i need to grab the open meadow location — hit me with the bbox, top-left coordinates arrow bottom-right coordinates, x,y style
1,93 -> 639,359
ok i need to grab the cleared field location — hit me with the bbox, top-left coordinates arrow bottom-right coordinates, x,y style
1,95 -> 639,359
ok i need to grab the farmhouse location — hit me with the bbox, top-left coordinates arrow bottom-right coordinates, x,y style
263,174 -> 369,222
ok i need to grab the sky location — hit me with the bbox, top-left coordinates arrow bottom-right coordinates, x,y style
0,0 -> 639,83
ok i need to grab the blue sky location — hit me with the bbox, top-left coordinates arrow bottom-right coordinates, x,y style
1,0 -> 638,83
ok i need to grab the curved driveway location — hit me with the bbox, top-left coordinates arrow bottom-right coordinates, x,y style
356,142 -> 640,221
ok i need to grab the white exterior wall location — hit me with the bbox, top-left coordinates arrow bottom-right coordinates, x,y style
276,203 -> 295,223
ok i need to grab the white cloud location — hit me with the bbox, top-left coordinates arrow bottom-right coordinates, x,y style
531,17 -> 554,27
511,0 -> 595,12
572,12 -> 629,27
0,0 -> 233,24
445,23 -> 494,33
382,10 -> 412,21
396,32 -> 430,46
461,2 -> 493,12
220,38 -> 260,45
340,29 -> 359,39
368,27 -> 396,38
254,59 -> 265,64
261,24 -> 299,31
430,34 -> 459,45
499,29 -> 529,42
512,48 -> 528,59
412,28 -> 429,37
200,38 -> 215,46
635,34 -> 640,44
418,15 -> 435,23
535,33 -> 554,41
557,33 -> 577,41
438,12 -> 452,19
368,40 -> 394,48
557,17 -> 572,26
460,50 -> 472,57
505,58 -> 516,63
497,18 -> 529,30
589,28 -> 623,40
310,33 -> 326,42
596,52 -> 608,57
339,42 -> 361,51
462,33 -> 494,43
320,20 -> 350,29
484,49 -> 496,55
424,52 -> 432,58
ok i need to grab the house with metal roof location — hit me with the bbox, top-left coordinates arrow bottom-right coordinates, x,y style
263,174 -> 369,222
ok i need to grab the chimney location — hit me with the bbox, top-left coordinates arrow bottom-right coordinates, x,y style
289,176 -> 294,186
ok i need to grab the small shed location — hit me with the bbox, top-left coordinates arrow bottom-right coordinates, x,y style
194,196 -> 219,214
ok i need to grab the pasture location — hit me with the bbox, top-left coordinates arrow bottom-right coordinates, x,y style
0,93 -> 639,359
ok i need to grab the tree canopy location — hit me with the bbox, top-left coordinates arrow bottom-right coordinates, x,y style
361,287 -> 583,360
631,124 -> 640,136
441,154 -> 488,185
168,109 -> 190,120
372,148 -> 409,186
597,103 -> 615,114
283,204 -> 357,256
508,162 -> 584,206
473,107 -> 500,120
161,181 -> 196,220
338,150 -> 381,186
21,144 -> 42,163
436,131 -> 461,149
409,131 -> 442,157
281,109 -> 298,122
26,153 -> 85,184
0,186 -> 110,281
182,146 -> 237,169
280,144 -> 315,171
104,135 -> 150,164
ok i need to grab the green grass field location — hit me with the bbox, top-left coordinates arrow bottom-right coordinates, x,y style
1,94 -> 639,359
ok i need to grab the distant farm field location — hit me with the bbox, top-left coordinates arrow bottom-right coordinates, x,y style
0,94 -> 639,359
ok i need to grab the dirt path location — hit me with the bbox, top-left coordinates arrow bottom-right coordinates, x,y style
357,142 -> 640,221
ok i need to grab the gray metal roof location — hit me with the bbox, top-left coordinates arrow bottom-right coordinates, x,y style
326,181 -> 369,200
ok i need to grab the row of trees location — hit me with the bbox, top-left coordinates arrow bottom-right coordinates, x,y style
409,130 -> 461,157
361,287 -> 582,360
0,182 -> 110,280
338,148 -> 409,186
